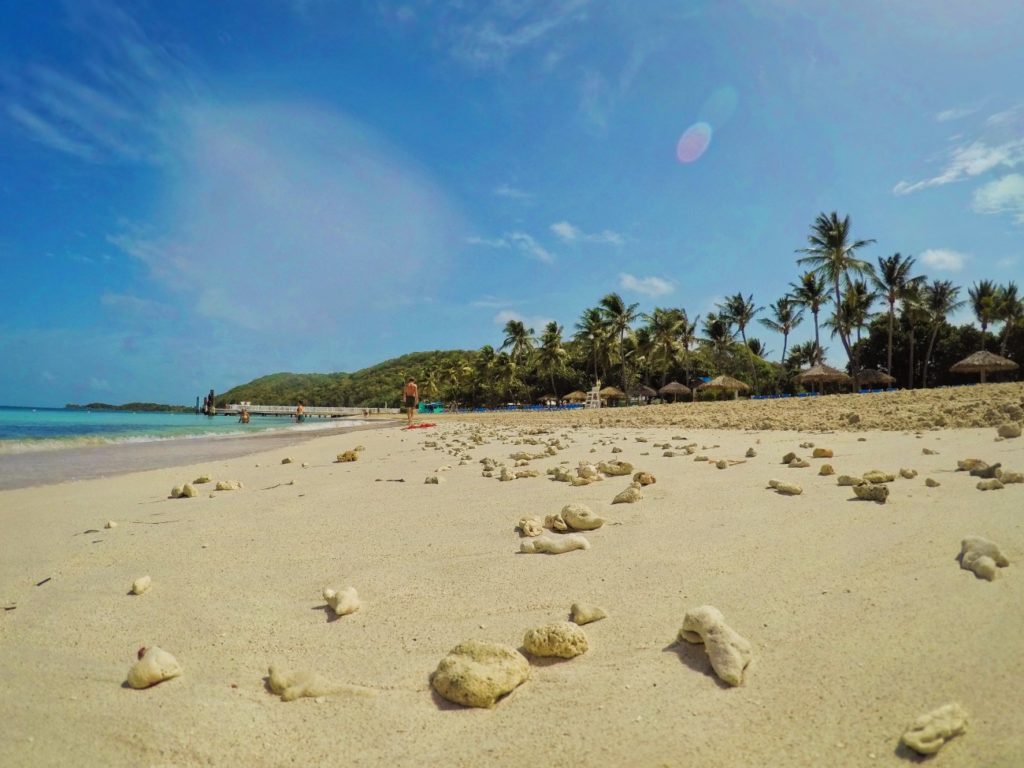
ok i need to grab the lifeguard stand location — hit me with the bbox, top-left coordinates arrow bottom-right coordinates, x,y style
584,380 -> 601,409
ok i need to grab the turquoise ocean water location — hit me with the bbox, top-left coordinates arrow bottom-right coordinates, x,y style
0,405 -> 348,454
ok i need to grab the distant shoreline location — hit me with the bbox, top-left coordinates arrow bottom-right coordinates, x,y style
0,417 -> 401,491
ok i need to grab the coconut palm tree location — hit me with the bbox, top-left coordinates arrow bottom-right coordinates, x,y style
473,345 -> 497,404
759,296 -> 804,363
535,321 -> 568,400
901,282 -> 929,389
492,352 -> 523,404
643,307 -> 686,386
679,312 -> 699,386
920,279 -> 964,388
996,282 -> 1022,356
788,271 -> 828,364
786,340 -> 825,369
719,292 -> 762,391
701,311 -> 735,372
599,292 -> 640,393
574,306 -> 612,385
746,338 -> 770,358
842,278 -> 878,372
500,319 -> 535,365
796,211 -> 875,365
871,252 -> 924,374
968,280 -> 998,347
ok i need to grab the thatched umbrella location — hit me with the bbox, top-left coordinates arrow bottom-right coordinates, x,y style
950,350 -> 1020,383
855,368 -> 896,389
794,364 -> 853,393
536,394 -> 558,405
599,385 -> 626,403
658,381 -> 692,402
697,375 -> 750,400
629,384 -> 658,401
563,390 -> 588,402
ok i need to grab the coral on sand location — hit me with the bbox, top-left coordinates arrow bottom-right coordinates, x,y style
267,664 -> 375,701
612,483 -> 644,504
768,480 -> 802,496
130,576 -> 152,595
126,646 -> 182,690
322,586 -> 361,616
570,602 -> 608,625
959,536 -> 1009,581
678,605 -> 752,687
522,622 -> 589,658
520,534 -> 589,554
560,503 -> 605,530
430,641 -> 529,708
853,482 -> 889,502
901,703 -> 967,755
517,517 -> 545,537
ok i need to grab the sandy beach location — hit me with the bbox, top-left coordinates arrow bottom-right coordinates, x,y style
1,384 -> 1022,767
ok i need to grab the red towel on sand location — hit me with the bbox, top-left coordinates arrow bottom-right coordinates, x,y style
401,422 -> 436,430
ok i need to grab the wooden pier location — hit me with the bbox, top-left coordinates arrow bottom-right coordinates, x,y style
216,404 -> 400,418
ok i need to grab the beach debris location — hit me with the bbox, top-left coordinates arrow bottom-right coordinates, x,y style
130,576 -> 152,595
560,503 -> 605,531
281,457 -> 294,464
956,459 -> 987,472
570,602 -> 608,625
424,475 -> 444,484
544,513 -> 568,532
836,475 -> 862,486
126,646 -> 182,689
431,641 -> 530,708
969,462 -> 1002,479
523,622 -> 589,658
853,482 -> 889,502
812,448 -> 833,458
611,446 -> 623,453
678,605 -> 752,686
193,475 -> 212,484
959,536 -> 1009,580
1000,471 -> 1023,483
322,586 -> 361,616
862,470 -> 895,484
633,471 -> 656,486
268,664 -> 375,701
214,480 -> 242,491
901,703 -> 968,755
788,458 -> 810,468
499,467 -> 515,482
517,517 -> 545,537
335,451 -> 358,463
781,452 -> 797,464
997,423 -> 1022,439
818,464 -> 835,476
104,520 -> 118,529
170,484 -> 198,499
922,448 -> 939,455
925,478 -> 941,487
976,478 -> 1004,491
515,469 -> 540,479
520,534 -> 590,554
694,455 -> 709,462
597,460 -> 633,476
768,480 -> 802,496
899,468 -> 918,479
799,441 -> 815,449
612,483 -> 644,504
715,459 -> 729,469
745,448 -> 757,458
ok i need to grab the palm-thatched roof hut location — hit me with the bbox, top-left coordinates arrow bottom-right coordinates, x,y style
658,381 -> 692,402
854,368 -> 896,389
563,390 -> 588,403
697,375 -> 750,400
599,385 -> 626,403
629,384 -> 658,401
950,350 -> 1019,383
794,363 -> 852,386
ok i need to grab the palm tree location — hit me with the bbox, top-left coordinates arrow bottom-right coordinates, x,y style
759,296 -> 804,363
500,319 -> 535,364
746,338 -> 770,358
599,292 -> 640,394
679,312 -> 699,386
901,282 -> 928,389
996,282 -> 1023,356
787,340 -> 825,369
492,352 -> 522,404
796,211 -> 875,365
842,278 -> 877,372
574,306 -> 611,385
968,280 -> 998,348
719,292 -> 762,391
701,311 -> 735,371
643,307 -> 686,386
789,271 -> 828,364
535,321 -> 568,400
871,252 -> 924,374
473,345 -> 497,405
921,279 -> 964,388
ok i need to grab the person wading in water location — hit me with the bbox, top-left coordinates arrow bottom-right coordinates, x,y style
403,377 -> 418,426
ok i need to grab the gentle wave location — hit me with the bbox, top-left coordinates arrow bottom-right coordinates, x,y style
0,419 -> 358,455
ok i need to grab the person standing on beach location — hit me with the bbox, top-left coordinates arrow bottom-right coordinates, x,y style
294,401 -> 305,422
403,377 -> 418,426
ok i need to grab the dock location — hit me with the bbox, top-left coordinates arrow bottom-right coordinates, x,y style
216,404 -> 400,418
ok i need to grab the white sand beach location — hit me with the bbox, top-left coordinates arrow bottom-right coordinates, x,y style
1,384 -> 1022,767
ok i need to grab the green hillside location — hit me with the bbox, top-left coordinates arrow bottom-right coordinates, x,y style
216,350 -> 476,408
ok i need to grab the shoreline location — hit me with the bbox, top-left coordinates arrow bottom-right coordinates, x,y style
0,418 -> 402,491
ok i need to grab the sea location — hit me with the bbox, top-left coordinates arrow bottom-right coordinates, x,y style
0,406 -> 378,491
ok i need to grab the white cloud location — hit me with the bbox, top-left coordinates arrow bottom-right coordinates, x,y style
471,296 -> 521,308
919,248 -> 968,272
492,309 -> 552,331
494,183 -> 531,199
507,232 -> 555,263
465,235 -> 510,248
972,173 -> 1024,223
619,273 -> 673,297
936,106 -> 977,123
550,220 -> 624,245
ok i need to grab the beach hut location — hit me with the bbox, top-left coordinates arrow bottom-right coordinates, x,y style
950,350 -> 1020,383
697,375 -> 750,400
563,390 -> 588,403
854,368 -> 896,390
599,385 -> 627,405
628,384 -> 658,403
794,364 -> 853,393
658,381 -> 692,403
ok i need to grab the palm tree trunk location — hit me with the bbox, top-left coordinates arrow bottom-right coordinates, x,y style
741,330 -> 759,392
922,325 -> 941,389
907,327 -> 916,390
886,304 -> 895,373
780,333 -> 789,365
812,310 -> 822,363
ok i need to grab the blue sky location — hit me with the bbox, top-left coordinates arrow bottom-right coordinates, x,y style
1,0 -> 1022,406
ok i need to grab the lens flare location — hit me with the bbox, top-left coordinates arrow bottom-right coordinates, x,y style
676,122 -> 712,164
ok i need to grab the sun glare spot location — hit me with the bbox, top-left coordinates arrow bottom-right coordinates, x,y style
676,122 -> 712,164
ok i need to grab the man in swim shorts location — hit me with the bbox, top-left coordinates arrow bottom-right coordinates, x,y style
403,377 -> 418,426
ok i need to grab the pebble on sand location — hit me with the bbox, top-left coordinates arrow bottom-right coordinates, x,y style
520,534 -> 590,554
322,586 -> 361,616
901,703 -> 968,755
430,641 -> 530,708
899,468 -> 918,479
768,480 -> 802,496
104,520 -> 118,529
570,602 -> 608,625
560,503 -> 605,531
633,471 -> 657,486
130,575 -> 152,595
853,482 -> 889,502
818,464 -> 834,476
925,478 -> 941,487
335,451 -> 359,463
523,622 -> 589,658
281,457 -> 294,464
959,536 -> 1009,581
812,448 -> 833,458
612,483 -> 644,504
678,605 -> 752,687
214,480 -> 242,491
997,423 -> 1022,439
126,646 -> 182,689
193,475 -> 212,484
976,478 -> 1004,491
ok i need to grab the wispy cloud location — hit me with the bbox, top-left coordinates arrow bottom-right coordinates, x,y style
100,290 -> 174,319
466,231 -> 555,263
919,248 -> 968,272
471,296 -> 522,309
619,273 -> 673,297
493,309 -> 552,331
494,183 -> 531,200
894,106 -> 1024,194
936,106 -> 978,123
550,220 -> 623,245
972,173 -> 1024,224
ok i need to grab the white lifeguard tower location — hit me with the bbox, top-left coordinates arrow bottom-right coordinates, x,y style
584,380 -> 601,409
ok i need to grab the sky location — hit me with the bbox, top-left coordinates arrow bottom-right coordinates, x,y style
1,0 -> 1023,406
